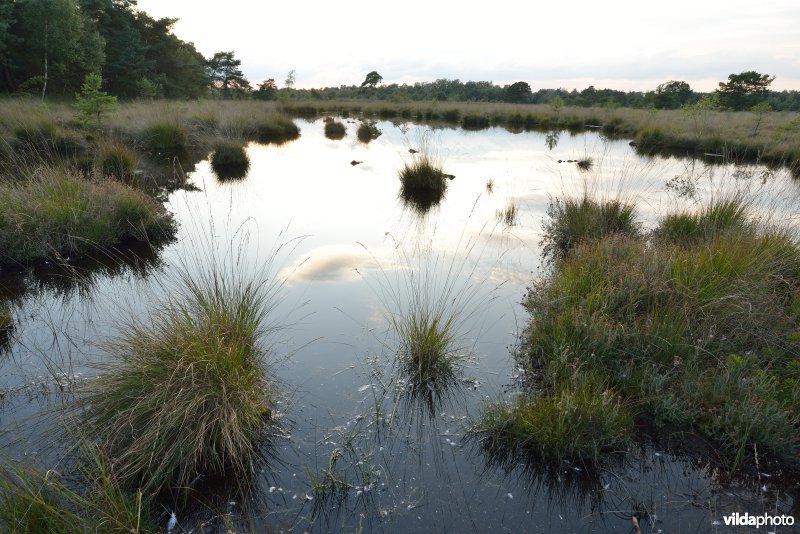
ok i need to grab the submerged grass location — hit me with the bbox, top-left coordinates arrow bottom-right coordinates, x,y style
0,445 -> 153,533
496,201 -> 519,227
513,195 -> 800,470
79,253 -> 281,495
0,167 -> 174,265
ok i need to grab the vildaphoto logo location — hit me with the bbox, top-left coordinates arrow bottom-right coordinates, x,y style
722,512 -> 795,528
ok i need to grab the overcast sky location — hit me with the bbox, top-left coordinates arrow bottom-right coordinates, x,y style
136,0 -> 800,92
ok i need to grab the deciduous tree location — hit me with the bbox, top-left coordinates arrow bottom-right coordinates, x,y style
716,71 -> 774,111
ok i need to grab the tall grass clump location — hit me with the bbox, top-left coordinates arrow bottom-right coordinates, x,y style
210,141 -> 250,180
0,304 -> 10,331
654,195 -> 749,244
98,142 -> 137,181
518,196 -> 800,470
398,130 -> 447,193
139,122 -> 187,153
496,201 -> 519,226
540,194 -> 638,262
323,119 -> 346,140
251,115 -> 300,144
0,169 -> 174,265
79,254 -> 281,495
474,374 -> 632,463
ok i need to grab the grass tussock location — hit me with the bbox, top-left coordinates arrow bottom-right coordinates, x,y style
0,305 -> 10,331
475,374 -> 632,463
399,131 -> 447,193
79,260 -> 280,495
540,194 -> 639,262
323,119 -> 346,140
520,196 -> 800,470
0,168 -> 174,265
98,142 -> 137,181
210,142 -> 250,180
576,157 -> 593,171
139,122 -> 187,153
356,121 -> 381,143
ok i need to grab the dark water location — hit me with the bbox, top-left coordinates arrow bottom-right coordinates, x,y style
0,119 -> 798,533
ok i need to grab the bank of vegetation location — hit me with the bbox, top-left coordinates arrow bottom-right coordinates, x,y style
473,195 -> 800,474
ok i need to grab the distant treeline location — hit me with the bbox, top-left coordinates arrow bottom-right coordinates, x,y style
0,0 -> 209,99
288,78 -> 800,112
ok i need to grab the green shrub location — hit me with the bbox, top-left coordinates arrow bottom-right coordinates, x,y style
140,123 -> 187,152
80,262 -> 279,495
0,169 -> 174,265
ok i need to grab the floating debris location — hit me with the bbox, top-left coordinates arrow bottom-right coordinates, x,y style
351,160 -> 363,166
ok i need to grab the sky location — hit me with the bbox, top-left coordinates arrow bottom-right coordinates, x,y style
135,0 -> 800,92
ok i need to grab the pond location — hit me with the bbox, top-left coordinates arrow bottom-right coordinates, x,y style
1,118 -> 798,532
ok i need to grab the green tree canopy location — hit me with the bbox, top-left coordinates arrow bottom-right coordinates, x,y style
254,78 -> 277,100
361,71 -> 383,89
654,80 -> 692,109
716,71 -> 775,111
504,81 -> 532,103
207,51 -> 250,97
74,72 -> 117,126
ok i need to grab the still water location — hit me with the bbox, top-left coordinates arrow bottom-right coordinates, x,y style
1,119 -> 797,532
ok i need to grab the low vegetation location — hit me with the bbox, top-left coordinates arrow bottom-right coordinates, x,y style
79,260 -> 279,495
0,445 -> 153,533
97,142 -> 137,181
540,194 -> 638,262
210,141 -> 250,180
481,195 -> 800,471
323,119 -> 346,140
139,122 -> 188,153
0,168 -> 174,265
356,121 -> 381,143
475,375 -> 632,463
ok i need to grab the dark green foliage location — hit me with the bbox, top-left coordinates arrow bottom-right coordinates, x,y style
210,142 -> 249,180
441,109 -> 460,123
207,51 -> 250,98
716,71 -> 775,111
654,80 -> 693,109
140,123 -> 187,152
462,113 -> 490,130
74,73 -> 117,127
323,119 -> 346,140
360,70 -> 382,89
504,81 -> 532,104
635,127 -> 669,151
254,78 -> 278,101
540,195 -> 639,262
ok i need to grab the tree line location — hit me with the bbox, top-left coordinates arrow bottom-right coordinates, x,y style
1,1 -> 796,112
0,0 -> 208,99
